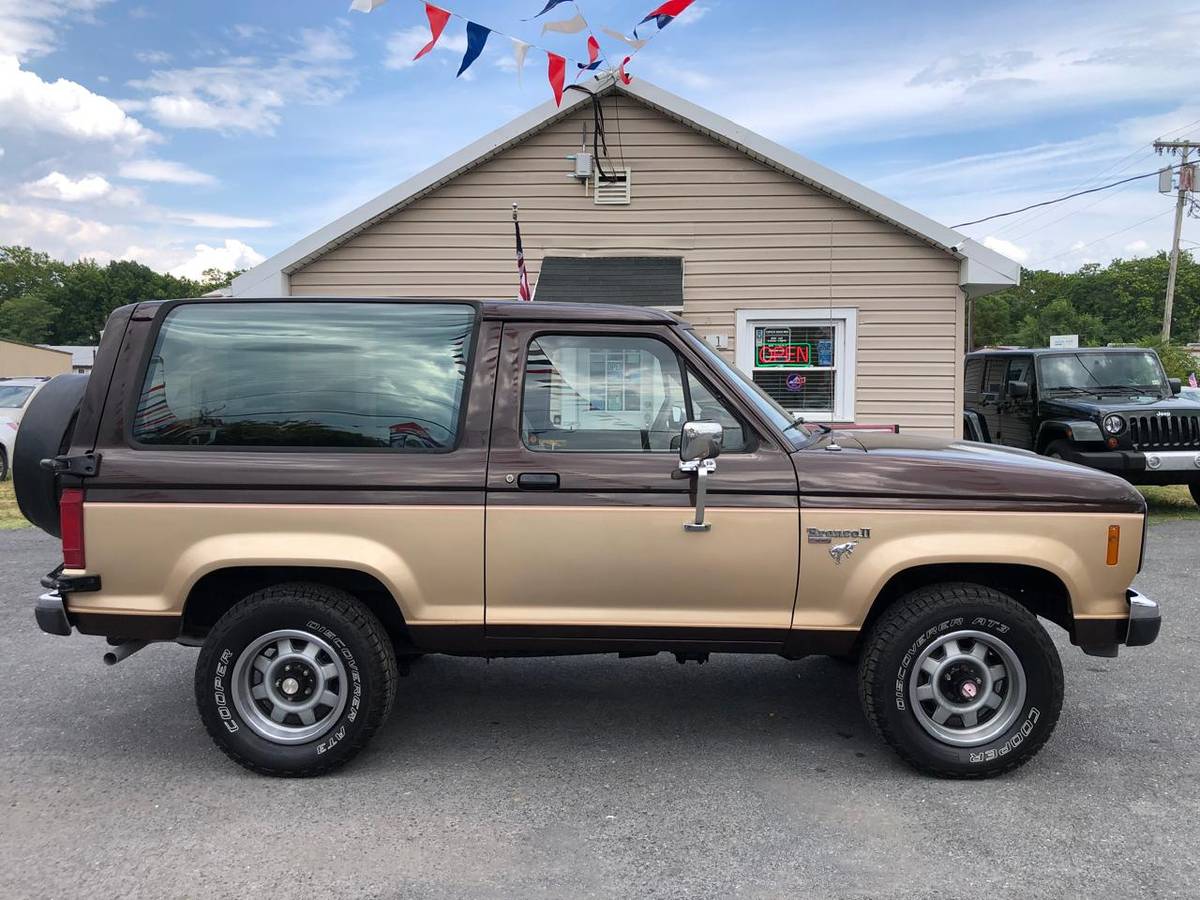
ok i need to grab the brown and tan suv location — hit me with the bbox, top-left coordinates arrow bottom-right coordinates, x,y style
15,298 -> 1160,778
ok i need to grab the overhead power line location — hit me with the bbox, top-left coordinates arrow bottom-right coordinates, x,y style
953,160 -> 1192,229
1034,209 -> 1174,266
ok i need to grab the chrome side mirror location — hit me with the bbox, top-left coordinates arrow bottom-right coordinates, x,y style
679,420 -> 723,465
677,421 -> 722,532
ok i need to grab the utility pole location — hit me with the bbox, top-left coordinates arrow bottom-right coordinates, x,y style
1154,140 -> 1197,342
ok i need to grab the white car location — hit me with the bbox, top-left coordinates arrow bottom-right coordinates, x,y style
0,377 -> 51,426
0,416 -> 17,481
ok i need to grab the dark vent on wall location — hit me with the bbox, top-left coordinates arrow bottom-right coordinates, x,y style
534,256 -> 683,307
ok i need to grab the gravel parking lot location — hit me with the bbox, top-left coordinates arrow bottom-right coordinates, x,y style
1,524 -> 1197,898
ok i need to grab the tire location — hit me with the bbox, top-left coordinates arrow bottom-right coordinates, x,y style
858,583 -> 1063,779
13,373 -> 88,536
1190,483 -> 1200,508
195,582 -> 398,777
0,447 -> 8,482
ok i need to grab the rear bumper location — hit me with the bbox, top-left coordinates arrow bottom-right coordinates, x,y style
1073,589 -> 1161,656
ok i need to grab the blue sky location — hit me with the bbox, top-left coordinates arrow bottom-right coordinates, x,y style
1,0 -> 1197,278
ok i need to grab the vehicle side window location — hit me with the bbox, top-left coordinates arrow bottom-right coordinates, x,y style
963,357 -> 985,394
133,302 -> 475,450
522,335 -> 686,452
1005,358 -> 1031,386
984,358 -> 1007,395
685,370 -> 748,453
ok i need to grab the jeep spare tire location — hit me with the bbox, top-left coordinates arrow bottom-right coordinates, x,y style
13,373 -> 88,537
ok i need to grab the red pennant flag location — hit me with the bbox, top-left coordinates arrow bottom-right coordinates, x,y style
413,3 -> 451,60
618,55 -> 632,84
546,52 -> 566,106
585,35 -> 600,64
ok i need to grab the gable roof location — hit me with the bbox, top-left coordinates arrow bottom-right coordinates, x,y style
231,76 -> 1019,300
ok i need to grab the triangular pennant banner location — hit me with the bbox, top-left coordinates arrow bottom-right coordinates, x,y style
512,38 -> 530,86
634,0 -> 696,37
576,35 -> 601,71
601,27 -> 648,50
413,3 -> 452,60
618,56 -> 633,84
458,21 -> 491,77
547,52 -> 566,106
530,0 -> 572,17
541,12 -> 587,36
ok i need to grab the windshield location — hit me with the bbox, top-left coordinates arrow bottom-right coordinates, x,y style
1037,352 -> 1169,397
683,332 -> 811,447
0,386 -> 35,409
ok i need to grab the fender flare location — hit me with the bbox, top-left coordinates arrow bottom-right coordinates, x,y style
1036,419 -> 1101,453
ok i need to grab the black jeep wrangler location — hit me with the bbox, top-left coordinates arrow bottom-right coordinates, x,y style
963,346 -> 1200,506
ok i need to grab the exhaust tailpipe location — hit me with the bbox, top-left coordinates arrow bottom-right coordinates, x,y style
103,640 -> 148,666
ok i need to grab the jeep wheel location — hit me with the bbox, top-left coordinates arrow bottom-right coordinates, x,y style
1044,440 -> 1069,460
858,583 -> 1063,778
195,582 -> 397,777
0,446 -> 8,482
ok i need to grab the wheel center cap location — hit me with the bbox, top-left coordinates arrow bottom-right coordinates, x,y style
960,680 -> 978,701
281,676 -> 300,696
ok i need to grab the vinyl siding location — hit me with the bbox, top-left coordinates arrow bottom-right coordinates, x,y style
0,341 -> 71,377
290,96 -> 964,437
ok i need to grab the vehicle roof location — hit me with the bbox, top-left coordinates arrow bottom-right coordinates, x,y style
966,347 -> 1157,357
133,297 -> 687,326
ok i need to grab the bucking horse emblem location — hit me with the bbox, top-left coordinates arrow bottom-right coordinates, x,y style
829,541 -> 857,565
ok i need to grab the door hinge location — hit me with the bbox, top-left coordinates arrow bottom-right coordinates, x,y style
40,452 -> 101,477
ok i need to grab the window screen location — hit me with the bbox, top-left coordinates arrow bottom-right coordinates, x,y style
534,257 -> 683,307
133,302 -> 475,450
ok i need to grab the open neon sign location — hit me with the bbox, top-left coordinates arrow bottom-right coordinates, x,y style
757,343 -> 811,367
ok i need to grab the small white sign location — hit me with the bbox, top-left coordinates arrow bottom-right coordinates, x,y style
1049,334 -> 1079,349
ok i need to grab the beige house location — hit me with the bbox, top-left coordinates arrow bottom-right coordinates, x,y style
0,340 -> 72,377
231,77 -> 1018,437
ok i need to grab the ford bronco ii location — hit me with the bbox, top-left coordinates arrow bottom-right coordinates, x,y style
15,298 -> 1160,778
963,347 -> 1200,506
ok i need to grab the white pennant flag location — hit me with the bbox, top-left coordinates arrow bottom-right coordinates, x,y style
541,12 -> 587,36
601,27 -> 648,50
512,39 -> 530,86
349,0 -> 388,11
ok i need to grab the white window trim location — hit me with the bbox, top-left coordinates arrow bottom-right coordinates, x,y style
734,307 -> 857,422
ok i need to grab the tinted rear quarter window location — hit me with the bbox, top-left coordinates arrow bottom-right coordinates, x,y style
133,302 -> 475,450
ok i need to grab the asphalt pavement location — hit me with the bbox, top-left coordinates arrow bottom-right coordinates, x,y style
0,523 -> 1197,898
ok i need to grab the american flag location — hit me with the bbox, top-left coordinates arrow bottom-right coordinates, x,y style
512,203 -> 532,302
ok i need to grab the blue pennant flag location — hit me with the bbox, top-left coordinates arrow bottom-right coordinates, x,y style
457,21 -> 491,77
531,0 -> 572,17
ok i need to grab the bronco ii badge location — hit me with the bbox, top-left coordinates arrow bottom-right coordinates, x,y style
807,527 -> 871,544
829,542 -> 857,565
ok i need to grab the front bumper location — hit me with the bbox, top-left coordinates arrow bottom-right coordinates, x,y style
1074,588 -> 1162,656
1126,589 -> 1161,647
1057,445 -> 1200,482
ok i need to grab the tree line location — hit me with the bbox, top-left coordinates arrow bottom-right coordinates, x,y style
972,250 -> 1199,377
0,246 -> 238,346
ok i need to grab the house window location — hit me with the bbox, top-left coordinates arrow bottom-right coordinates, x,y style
735,309 -> 857,421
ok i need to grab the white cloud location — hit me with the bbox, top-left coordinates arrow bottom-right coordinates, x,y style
1123,239 -> 1150,255
168,239 -> 264,279
0,54 -> 153,143
0,203 -> 112,249
118,158 -> 215,185
674,2 -> 711,27
166,212 -> 274,229
385,26 -> 467,70
134,49 -> 171,65
128,31 -> 354,133
981,235 -> 1030,263
231,24 -> 266,40
0,0 -> 110,59
23,171 -> 112,202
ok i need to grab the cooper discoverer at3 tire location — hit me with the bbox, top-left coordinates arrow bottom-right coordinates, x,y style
858,583 -> 1064,779
194,582 -> 398,777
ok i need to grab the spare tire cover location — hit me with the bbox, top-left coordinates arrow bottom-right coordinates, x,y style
13,373 -> 89,537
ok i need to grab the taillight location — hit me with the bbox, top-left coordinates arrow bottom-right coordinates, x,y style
60,487 -> 85,569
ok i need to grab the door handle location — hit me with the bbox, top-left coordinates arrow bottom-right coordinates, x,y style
517,472 -> 560,490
